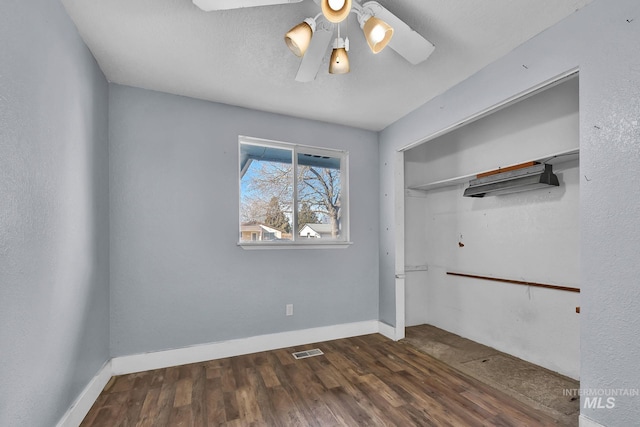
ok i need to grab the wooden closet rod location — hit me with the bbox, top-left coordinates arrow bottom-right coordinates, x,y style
446,272 -> 580,293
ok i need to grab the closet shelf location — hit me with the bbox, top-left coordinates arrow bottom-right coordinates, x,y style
407,149 -> 579,193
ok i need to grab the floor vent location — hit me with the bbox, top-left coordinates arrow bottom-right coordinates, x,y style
292,348 -> 324,360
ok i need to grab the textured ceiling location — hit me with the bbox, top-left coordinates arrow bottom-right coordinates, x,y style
61,0 -> 592,131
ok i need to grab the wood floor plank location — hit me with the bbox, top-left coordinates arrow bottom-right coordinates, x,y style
222,390 -> 240,422
108,375 -> 135,394
357,373 -> 405,408
87,390 -> 129,427
134,387 -> 161,427
257,364 -> 280,388
204,378 -> 226,425
120,385 -> 148,426
148,368 -> 167,388
272,348 -> 295,367
313,365 -> 344,390
153,376 -> 177,426
173,377 -> 193,407
265,353 -> 323,427
81,333 -> 562,426
167,404 -> 193,427
265,385 -> 307,426
190,365 -> 206,427
236,386 -> 263,424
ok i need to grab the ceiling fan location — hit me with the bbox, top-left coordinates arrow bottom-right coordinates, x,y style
192,0 -> 435,82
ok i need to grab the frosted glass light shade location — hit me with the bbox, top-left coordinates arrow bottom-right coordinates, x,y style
329,48 -> 350,74
363,16 -> 393,53
321,0 -> 352,23
285,21 -> 314,57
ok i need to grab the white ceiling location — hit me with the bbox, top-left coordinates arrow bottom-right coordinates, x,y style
61,0 -> 592,131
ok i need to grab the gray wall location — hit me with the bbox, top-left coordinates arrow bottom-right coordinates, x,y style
380,0 -> 640,424
0,1 -> 110,426
109,85 -> 379,356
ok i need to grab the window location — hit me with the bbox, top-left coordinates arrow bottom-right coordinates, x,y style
239,136 -> 349,247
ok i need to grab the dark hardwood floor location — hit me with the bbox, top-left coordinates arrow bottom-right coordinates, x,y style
81,333 -> 560,426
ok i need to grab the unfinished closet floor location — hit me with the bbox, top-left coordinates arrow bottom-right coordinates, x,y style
403,325 -> 580,427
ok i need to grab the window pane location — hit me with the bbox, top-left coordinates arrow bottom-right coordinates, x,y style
240,144 -> 293,242
296,152 -> 343,240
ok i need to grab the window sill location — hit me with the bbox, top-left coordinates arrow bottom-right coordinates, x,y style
238,241 -> 353,250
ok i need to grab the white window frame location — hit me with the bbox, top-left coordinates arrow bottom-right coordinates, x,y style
238,136 -> 351,250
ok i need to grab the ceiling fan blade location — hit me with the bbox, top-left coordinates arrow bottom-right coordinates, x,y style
361,1 -> 435,65
193,0 -> 303,12
294,27 -> 334,82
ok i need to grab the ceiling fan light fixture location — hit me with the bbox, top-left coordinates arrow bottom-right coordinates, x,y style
362,16 -> 393,53
329,37 -> 350,74
321,0 -> 352,23
285,18 -> 316,57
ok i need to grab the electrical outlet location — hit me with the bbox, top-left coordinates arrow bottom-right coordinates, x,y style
286,304 -> 294,316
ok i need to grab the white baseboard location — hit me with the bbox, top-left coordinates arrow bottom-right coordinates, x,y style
111,320 -> 386,375
377,321 -> 398,341
579,414 -> 606,427
57,320 -> 398,426
56,360 -> 112,427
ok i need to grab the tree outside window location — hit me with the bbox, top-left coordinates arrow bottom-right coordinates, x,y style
239,137 -> 349,245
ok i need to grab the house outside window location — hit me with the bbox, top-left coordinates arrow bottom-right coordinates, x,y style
239,136 -> 350,248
